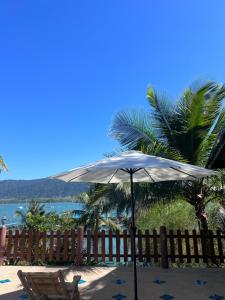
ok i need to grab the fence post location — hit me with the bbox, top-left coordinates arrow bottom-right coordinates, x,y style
77,226 -> 84,265
160,226 -> 169,269
0,217 -> 7,266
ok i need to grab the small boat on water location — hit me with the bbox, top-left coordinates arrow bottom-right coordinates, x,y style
17,206 -> 24,210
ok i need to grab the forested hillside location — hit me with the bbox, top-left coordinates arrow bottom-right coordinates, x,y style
0,178 -> 88,200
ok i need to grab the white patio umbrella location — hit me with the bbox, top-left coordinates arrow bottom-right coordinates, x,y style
51,150 -> 217,300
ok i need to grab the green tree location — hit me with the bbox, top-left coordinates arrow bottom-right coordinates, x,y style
110,81 -> 225,230
26,211 -> 77,231
137,199 -> 198,231
76,185 -> 124,231
15,200 -> 78,230
15,200 -> 46,227
95,181 -> 180,227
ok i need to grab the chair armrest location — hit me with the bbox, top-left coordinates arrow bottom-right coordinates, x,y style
72,275 -> 81,285
71,275 -> 81,300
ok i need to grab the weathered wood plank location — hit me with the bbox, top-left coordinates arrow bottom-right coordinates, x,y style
192,230 -> 199,263
184,230 -> 191,263
145,230 -> 150,262
56,230 -> 61,262
123,230 -> 128,262
153,229 -> 158,262
138,230 -> 143,262
109,230 -> 113,261
101,230 -> 105,262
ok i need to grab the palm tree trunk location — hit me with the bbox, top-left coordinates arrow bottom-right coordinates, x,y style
198,213 -> 209,232
194,200 -> 208,232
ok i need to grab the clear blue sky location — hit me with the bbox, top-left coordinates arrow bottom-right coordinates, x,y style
0,0 -> 225,180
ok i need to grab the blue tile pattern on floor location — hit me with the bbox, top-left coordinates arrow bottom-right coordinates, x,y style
0,279 -> 11,284
78,279 -> 86,285
194,279 -> 207,286
112,293 -> 127,299
153,279 -> 166,285
114,279 -> 126,285
160,294 -> 175,300
209,295 -> 224,300
19,294 -> 28,299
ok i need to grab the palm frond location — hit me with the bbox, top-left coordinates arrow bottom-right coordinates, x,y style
168,81 -> 225,164
110,110 -> 156,150
101,218 -> 122,231
206,110 -> 225,168
140,141 -> 187,162
147,87 -> 175,142
203,83 -> 225,126
0,155 -> 8,172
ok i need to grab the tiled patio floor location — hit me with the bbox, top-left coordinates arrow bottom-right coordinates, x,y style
0,266 -> 225,299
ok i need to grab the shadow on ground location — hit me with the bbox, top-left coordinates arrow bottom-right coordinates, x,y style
1,266 -> 225,299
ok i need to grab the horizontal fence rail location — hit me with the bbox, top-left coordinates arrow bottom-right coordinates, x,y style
1,226 -> 225,267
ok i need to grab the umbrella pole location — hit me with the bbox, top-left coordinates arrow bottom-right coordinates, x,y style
130,171 -> 138,300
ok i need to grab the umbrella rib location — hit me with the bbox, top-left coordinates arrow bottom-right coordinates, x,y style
170,167 -> 197,179
120,168 -> 142,174
143,169 -> 155,183
107,169 -> 119,184
120,168 -> 130,173
67,170 -> 90,182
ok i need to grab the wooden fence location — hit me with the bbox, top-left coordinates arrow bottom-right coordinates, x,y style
1,226 -> 225,268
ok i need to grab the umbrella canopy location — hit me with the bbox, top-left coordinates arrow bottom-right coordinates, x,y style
52,150 -> 217,300
53,150 -> 217,183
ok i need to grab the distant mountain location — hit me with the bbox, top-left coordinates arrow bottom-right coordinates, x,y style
0,178 -> 89,201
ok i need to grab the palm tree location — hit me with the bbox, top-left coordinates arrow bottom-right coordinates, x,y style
96,181 -> 180,223
77,180 -> 179,231
15,200 -> 46,227
110,81 -> 225,230
0,155 -> 7,172
76,185 -> 126,231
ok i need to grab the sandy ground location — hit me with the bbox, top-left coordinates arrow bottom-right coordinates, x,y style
0,266 -> 225,299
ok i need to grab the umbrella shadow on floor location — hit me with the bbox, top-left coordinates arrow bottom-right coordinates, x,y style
62,265 -> 132,299
0,266 -> 132,300
0,290 -> 24,300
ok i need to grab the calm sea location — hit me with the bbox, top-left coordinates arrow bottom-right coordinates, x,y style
0,202 -> 83,226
